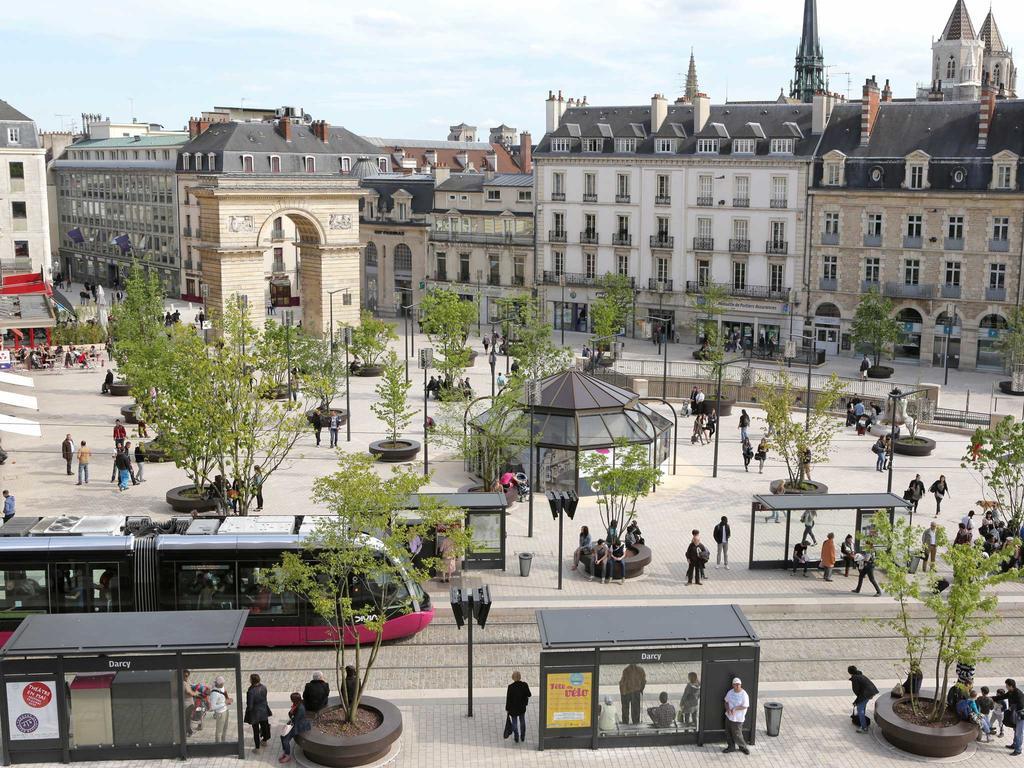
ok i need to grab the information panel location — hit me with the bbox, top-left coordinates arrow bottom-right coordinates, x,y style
545,672 -> 592,729
6,680 -> 60,740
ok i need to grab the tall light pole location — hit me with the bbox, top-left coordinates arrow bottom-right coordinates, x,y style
527,379 -> 539,539
283,309 -> 294,402
420,348 -> 433,476
559,274 -> 566,345
489,348 -> 497,397
401,302 -> 420,385
475,269 -> 483,336
342,326 -> 352,442
327,288 -> 352,357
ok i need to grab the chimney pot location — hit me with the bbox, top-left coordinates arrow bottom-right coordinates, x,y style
519,131 -> 533,174
860,77 -> 881,146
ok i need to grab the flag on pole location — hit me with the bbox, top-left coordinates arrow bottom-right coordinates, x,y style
67,227 -> 85,243
113,234 -> 132,253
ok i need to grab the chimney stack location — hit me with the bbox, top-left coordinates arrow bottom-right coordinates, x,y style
651,93 -> 668,133
693,93 -> 711,133
279,116 -> 293,141
519,131 -> 532,173
311,119 -> 331,142
979,80 -> 998,149
434,163 -> 450,185
882,79 -> 893,103
811,92 -> 833,135
545,91 -> 560,133
860,76 -> 880,146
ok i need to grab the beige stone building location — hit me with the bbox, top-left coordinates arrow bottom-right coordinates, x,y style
0,100 -> 51,277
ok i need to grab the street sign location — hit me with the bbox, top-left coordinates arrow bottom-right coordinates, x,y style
419,348 -> 434,369
784,340 -> 797,359
201,321 -> 213,330
200,284 -> 209,299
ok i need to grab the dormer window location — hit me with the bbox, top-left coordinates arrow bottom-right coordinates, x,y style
614,138 -> 637,153
996,164 -> 1013,189
696,138 -> 720,154
909,166 -> 924,189
825,163 -> 841,186
207,153 -> 216,170
550,138 -> 571,152
303,156 -> 316,173
732,139 -> 756,154
582,138 -> 604,153
654,139 -> 675,153
377,157 -> 388,172
194,154 -> 203,171
902,151 -> 931,191
269,155 -> 281,173
241,155 -> 254,173
340,156 -> 351,173
6,128 -> 20,144
769,138 -> 794,154
991,153 -> 1018,190
181,153 -> 190,170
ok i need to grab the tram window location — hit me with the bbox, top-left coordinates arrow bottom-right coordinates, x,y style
238,565 -> 297,616
176,563 -> 236,610
0,569 -> 47,615
351,572 -> 411,612
54,564 -> 120,613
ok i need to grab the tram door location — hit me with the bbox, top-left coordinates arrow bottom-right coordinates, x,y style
53,563 -> 120,613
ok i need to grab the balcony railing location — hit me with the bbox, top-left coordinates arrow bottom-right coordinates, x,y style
430,230 -> 533,246
583,193 -> 598,203
863,233 -> 882,247
990,238 -> 1011,253
944,237 -> 965,251
182,226 -> 194,238
821,232 -> 839,245
542,271 -> 634,288
612,233 -> 632,246
729,238 -> 750,253
550,192 -> 565,202
615,194 -> 631,203
884,282 -> 936,299
941,284 -> 962,299
549,230 -> 567,243
580,231 -> 599,245
685,281 -> 789,301
766,240 -> 788,255
819,277 -> 838,291
648,279 -> 674,291
693,237 -> 714,251
654,195 -> 672,206
697,196 -> 714,207
903,235 -> 923,249
861,279 -> 881,293
987,286 -> 1008,301
733,197 -> 750,208
770,198 -> 788,209
271,228 -> 286,241
650,235 -> 674,249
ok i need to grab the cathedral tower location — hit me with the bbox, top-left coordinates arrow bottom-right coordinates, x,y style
930,0 -> 985,101
981,8 -> 1017,97
791,0 -> 826,103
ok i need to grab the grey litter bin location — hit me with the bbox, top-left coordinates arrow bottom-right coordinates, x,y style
519,552 -> 533,577
764,701 -> 783,736
909,555 -> 922,574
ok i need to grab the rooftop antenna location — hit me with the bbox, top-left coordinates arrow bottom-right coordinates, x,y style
825,66 -> 852,99
54,114 -> 71,131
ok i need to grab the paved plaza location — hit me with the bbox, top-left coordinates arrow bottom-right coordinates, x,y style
3,323 -> 1024,766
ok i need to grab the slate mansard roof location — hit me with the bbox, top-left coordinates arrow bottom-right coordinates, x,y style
359,175 -> 435,216
536,102 -> 818,158
0,99 -> 40,150
177,120 -> 384,174
814,100 -> 1024,191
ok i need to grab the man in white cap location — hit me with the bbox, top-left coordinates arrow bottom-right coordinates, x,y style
723,677 -> 750,754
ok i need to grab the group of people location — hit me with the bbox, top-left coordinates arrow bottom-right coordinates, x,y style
902,473 -> 950,515
571,519 -> 644,584
425,376 -> 473,400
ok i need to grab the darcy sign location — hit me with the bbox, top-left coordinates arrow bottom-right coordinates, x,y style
600,648 -> 701,665
6,680 -> 59,741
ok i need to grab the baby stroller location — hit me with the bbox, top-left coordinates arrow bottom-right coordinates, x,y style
513,472 -> 530,501
191,682 -> 213,731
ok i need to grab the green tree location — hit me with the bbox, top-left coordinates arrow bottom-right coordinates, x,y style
297,332 -> 346,412
963,417 -> 1024,530
110,262 -> 174,398
996,306 -> 1024,374
590,273 -> 634,351
690,283 -> 729,379
579,440 -> 661,535
346,311 -> 398,370
264,453 -> 470,722
757,369 -> 846,489
370,353 -> 417,446
419,287 -> 477,389
496,294 -> 572,381
850,289 -> 903,368
54,321 -> 108,346
253,319 -> 294,396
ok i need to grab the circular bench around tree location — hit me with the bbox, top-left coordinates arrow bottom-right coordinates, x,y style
119,404 -> 139,424
107,380 -> 131,397
166,485 -> 217,514
578,544 -> 652,579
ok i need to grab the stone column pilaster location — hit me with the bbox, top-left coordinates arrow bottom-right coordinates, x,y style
300,244 -> 361,336
199,246 -> 266,332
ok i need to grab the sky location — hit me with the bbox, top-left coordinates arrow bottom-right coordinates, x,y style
5,0 -> 1024,140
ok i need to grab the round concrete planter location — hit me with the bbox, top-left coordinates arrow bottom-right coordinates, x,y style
306,408 -> 349,428
297,696 -> 402,768
165,484 -> 217,513
769,479 -> 829,495
580,544 -> 652,580
894,436 -> 936,457
107,380 -> 131,397
999,381 -> 1024,396
874,695 -> 976,758
701,397 -> 734,418
261,383 -> 289,401
368,439 -> 421,462
354,364 -> 383,378
119,404 -> 139,424
867,366 -> 894,379
139,439 -> 172,463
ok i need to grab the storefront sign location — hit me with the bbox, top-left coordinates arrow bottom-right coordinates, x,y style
6,680 -> 59,740
545,672 -> 592,729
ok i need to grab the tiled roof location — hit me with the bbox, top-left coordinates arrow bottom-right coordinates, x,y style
0,100 -> 32,122
485,174 -> 533,187
70,136 -> 188,149
980,10 -> 1007,54
941,0 -> 976,41
364,138 -> 521,174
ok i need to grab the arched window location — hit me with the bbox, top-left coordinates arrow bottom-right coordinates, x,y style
897,308 -> 923,325
995,64 -> 1002,86
980,313 -> 1008,331
815,302 -> 841,318
365,242 -> 378,267
393,243 -> 412,272
947,57 -> 956,80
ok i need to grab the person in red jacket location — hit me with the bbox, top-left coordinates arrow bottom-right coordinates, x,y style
113,419 -> 127,450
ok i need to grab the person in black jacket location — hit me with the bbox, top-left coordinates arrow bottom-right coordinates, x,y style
713,516 -> 731,570
849,666 -> 879,733
244,673 -> 272,751
302,671 -> 330,713
685,530 -> 707,586
994,679 -> 1024,754
505,671 -> 532,744
344,665 -> 359,712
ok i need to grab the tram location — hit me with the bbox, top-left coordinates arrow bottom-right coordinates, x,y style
0,513 -> 434,647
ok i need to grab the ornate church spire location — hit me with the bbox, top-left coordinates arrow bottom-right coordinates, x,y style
685,49 -> 699,102
791,0 -> 826,102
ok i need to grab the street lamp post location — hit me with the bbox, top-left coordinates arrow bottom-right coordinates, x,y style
450,585 -> 491,718
342,326 -> 352,442
401,302 -> 420,385
475,270 -> 483,336
283,309 -> 294,402
489,348 -> 497,397
546,491 -> 579,590
711,357 -> 748,478
942,305 -> 959,387
559,275 -> 566,345
527,379 -> 539,539
420,348 -> 433,476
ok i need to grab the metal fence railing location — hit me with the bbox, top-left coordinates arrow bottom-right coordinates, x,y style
931,407 -> 991,430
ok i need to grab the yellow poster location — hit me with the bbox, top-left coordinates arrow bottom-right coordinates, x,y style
545,672 -> 592,729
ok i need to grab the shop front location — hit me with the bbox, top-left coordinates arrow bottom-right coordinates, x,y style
537,605 -> 759,750
552,297 -> 589,334
977,314 -> 1008,371
0,611 -> 247,765
931,312 -> 961,369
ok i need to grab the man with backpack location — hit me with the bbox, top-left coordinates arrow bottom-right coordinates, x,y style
848,666 -> 879,733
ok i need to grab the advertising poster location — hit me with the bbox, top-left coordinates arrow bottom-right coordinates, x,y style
545,672 -> 592,729
6,680 -> 60,740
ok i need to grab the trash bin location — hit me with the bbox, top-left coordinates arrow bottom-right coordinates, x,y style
518,552 -> 533,577
764,701 -> 783,736
909,555 -> 922,574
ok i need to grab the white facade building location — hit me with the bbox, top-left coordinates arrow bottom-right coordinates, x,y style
0,100 -> 50,277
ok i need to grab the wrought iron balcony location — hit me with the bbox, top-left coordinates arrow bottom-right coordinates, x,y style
648,279 -> 674,291
733,197 -> 750,208
693,237 -> 714,251
615,194 -> 631,204
819,277 -> 838,291
883,282 -> 936,299
542,271 -> 634,288
770,198 -> 788,209
729,238 -> 750,253
550,192 -> 565,202
821,232 -> 839,246
649,235 -> 674,249
861,279 -> 881,293
654,195 -> 672,206
944,237 -> 965,251
580,231 -> 599,245
987,286 -> 1008,301
940,284 -> 961,299
271,228 -> 286,241
863,233 -> 882,247
766,240 -> 788,255
549,230 -> 567,243
685,281 -> 789,301
612,233 -> 632,246
990,238 -> 1011,253
583,193 -> 598,203
182,226 -> 194,238
903,235 -> 923,249
697,196 -> 714,207
430,230 -> 533,246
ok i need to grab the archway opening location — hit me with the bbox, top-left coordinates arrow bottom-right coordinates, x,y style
895,308 -> 922,361
978,314 -> 1008,370
813,302 -> 841,356
257,211 -> 323,314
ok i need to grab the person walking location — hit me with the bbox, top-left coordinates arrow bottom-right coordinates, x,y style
820,532 -> 837,581
61,433 -> 75,475
930,475 -> 950,516
1,491 -> 14,524
112,419 -> 126,450
713,516 -> 731,569
209,676 -> 233,743
741,438 -> 754,472
993,679 -> 1024,755
849,666 -> 879,734
906,474 -> 926,514
738,410 -> 750,443
692,413 -> 706,445
329,412 -> 340,448
76,441 -> 91,485
244,673 -> 271,752
685,530 -> 707,586
800,508 -> 817,544
706,409 -> 718,441
922,521 -> 939,571
504,671 -> 532,744
859,355 -> 871,380
841,534 -> 856,577
253,467 -> 264,511
114,448 -> 132,491
852,547 -> 882,596
123,442 -> 139,485
722,678 -> 751,754
754,438 -> 768,474
279,692 -> 311,764
132,442 -> 145,483
311,413 -> 322,447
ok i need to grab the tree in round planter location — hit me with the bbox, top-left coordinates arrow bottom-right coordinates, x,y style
850,288 -> 903,378
893,394 -> 936,456
963,417 -> 1024,531
589,273 -> 634,364
368,353 -> 420,461
263,453 -> 470,761
419,288 -> 476,392
300,332 -> 348,426
345,311 -> 397,376
867,511 -> 1018,755
756,369 -> 846,492
495,294 -> 573,381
